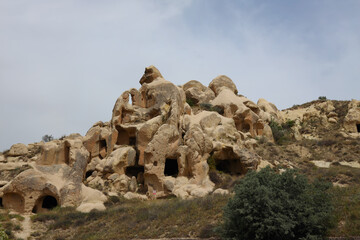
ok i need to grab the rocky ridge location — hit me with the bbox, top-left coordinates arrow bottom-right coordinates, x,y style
0,66 -> 359,215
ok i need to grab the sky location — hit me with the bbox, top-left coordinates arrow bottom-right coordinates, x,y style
0,0 -> 359,151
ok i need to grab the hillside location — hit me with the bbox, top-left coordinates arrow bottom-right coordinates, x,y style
0,66 -> 360,239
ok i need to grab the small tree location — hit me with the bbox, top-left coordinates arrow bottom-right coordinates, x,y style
0,227 -> 9,240
42,134 -> 54,142
219,167 -> 333,240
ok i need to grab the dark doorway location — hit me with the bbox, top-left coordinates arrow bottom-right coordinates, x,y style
164,159 -> 179,177
125,166 -> 144,181
64,145 -> 70,165
85,170 -> 94,179
42,196 -> 58,210
357,124 -> 360,133
129,137 -> 136,146
215,159 -> 244,175
0,197 -> 2,207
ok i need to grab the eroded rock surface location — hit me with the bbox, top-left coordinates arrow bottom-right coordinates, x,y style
4,66 -> 356,213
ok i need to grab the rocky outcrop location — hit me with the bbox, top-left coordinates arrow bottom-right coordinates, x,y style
344,100 -> 360,133
6,65 -> 336,213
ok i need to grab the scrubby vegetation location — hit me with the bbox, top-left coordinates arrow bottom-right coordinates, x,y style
219,167 -> 333,240
199,103 -> 224,115
0,211 -> 24,239
269,119 -> 295,145
31,195 -> 229,239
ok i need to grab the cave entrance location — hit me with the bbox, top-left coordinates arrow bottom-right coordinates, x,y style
99,139 -> 107,159
116,126 -> 137,146
85,170 -> 94,179
0,197 -> 2,207
357,124 -> 360,133
164,159 -> 179,177
2,193 -> 24,213
242,123 -> 250,133
125,166 -> 144,183
215,159 -> 243,175
42,196 -> 58,210
32,195 -> 58,213
64,145 -> 70,165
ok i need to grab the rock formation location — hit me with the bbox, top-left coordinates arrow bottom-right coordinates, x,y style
1,66 -> 358,214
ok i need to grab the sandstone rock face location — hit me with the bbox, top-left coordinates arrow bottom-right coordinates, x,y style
0,149 -> 106,213
1,65 -> 283,213
8,143 -> 28,156
344,100 -> 360,133
209,75 -> 238,96
182,80 -> 215,105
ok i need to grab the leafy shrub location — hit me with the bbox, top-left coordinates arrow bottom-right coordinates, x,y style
186,98 -> 196,107
200,103 -> 224,115
318,96 -> 327,100
42,134 -> 54,142
219,167 -> 333,240
269,119 -> 295,144
0,227 -> 8,240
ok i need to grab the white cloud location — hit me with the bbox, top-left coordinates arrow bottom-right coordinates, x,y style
0,0 -> 359,150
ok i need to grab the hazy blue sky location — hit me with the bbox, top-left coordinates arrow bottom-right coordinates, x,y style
1,0 -> 359,150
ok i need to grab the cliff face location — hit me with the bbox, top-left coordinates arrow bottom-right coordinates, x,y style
1,66 -> 359,213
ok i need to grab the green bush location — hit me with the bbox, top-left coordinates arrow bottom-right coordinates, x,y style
269,119 -> 294,144
219,167 -> 333,240
0,228 -> 8,240
186,98 -> 196,107
42,134 -> 54,142
199,103 -> 224,115
318,96 -> 327,101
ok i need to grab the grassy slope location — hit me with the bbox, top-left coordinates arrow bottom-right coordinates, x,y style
31,195 -> 229,240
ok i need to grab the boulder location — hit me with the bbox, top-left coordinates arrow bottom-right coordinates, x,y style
209,75 -> 238,96
183,80 -> 215,104
8,143 -> 28,156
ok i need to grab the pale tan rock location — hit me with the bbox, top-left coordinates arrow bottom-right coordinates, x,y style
213,188 -> 229,195
257,98 -> 281,121
183,80 -> 215,104
209,75 -> 238,96
262,124 -> 274,142
8,143 -> 28,156
316,101 -> 335,113
339,161 -> 360,168
328,112 -> 338,118
0,154 -> 5,163
123,192 -> 148,200
311,160 -> 331,168
328,117 -> 338,124
344,100 -> 360,133
103,147 -> 136,175
1,150 -> 104,213
139,65 -> 163,85
83,126 -> 117,159
76,185 -> 107,213
256,160 -> 274,171
129,176 -> 137,192
184,102 -> 192,115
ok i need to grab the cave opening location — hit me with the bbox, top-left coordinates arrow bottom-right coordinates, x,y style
3,193 -> 24,212
242,123 -> 250,133
99,139 -> 107,159
99,139 -> 107,150
125,166 -> 144,183
164,159 -> 179,177
42,196 -> 58,210
64,145 -> 70,165
357,124 -> 360,133
215,159 -> 243,175
0,197 -> 2,207
129,137 -> 136,146
85,170 -> 94,179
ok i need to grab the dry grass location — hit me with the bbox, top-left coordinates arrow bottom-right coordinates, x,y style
32,195 -> 229,240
